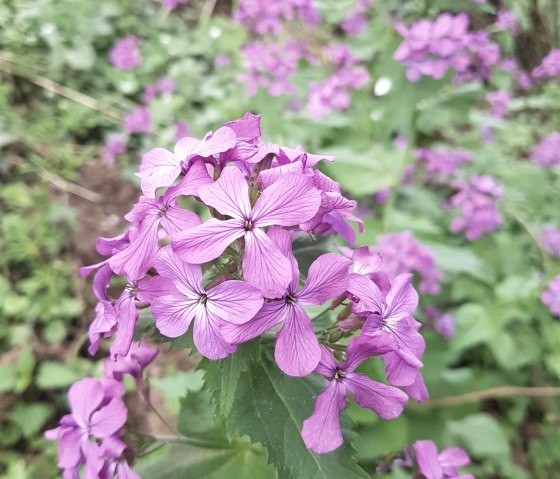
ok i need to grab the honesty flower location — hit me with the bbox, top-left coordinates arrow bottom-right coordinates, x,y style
45,378 -> 128,478
541,225 -> 560,256
541,275 -> 560,317
109,36 -> 142,70
173,166 -> 321,297
532,49 -> 560,80
124,106 -> 152,135
151,247 -> 263,359
413,440 -> 473,479
530,133 -> 560,167
109,161 -> 211,280
222,228 -> 351,376
302,334 -> 408,454
415,148 -> 472,179
137,127 -> 236,198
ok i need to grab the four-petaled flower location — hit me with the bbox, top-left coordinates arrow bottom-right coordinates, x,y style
413,440 -> 474,479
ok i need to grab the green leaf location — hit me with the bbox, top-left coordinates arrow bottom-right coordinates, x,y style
178,388 -> 226,442
447,413 -> 509,458
12,403 -> 54,438
424,243 -> 493,282
223,351 -> 369,479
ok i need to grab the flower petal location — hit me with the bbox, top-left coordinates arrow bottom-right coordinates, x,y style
193,307 -> 236,359
341,332 -> 398,373
345,373 -> 408,419
110,293 -> 139,359
275,303 -> 321,376
136,275 -> 177,304
301,381 -> 346,454
347,273 -> 385,315
155,246 -> 203,297
439,447 -> 471,469
68,378 -> 104,428
152,295 -> 199,338
413,440 -> 444,479
198,166 -> 251,219
137,148 -> 181,199
89,398 -> 127,438
251,174 -> 321,227
57,427 -> 82,469
297,253 -> 351,306
206,280 -> 263,324
385,273 -> 419,321
160,207 -> 201,235
220,301 -> 286,344
172,218 -> 244,264
314,345 -> 338,377
163,160 -> 213,202
174,127 -> 236,165
404,370 -> 429,402
382,352 -> 419,387
243,228 -> 293,298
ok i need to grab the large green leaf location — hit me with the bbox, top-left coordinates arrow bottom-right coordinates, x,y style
223,351 -> 369,479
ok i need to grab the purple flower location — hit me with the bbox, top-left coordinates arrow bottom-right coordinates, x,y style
376,231 -> 442,294
450,176 -> 504,240
103,134 -> 127,164
541,275 -> 560,316
109,36 -> 142,71
541,225 -> 560,256
495,10 -> 519,35
415,148 -> 472,179
109,161 -> 211,280
214,54 -> 230,68
532,49 -> 560,80
486,90 -> 511,118
348,273 -> 424,372
413,440 -> 473,479
103,340 -> 158,400
301,334 -> 408,453
530,133 -> 560,167
341,0 -> 374,36
137,127 -> 236,198
124,106 -> 152,135
375,187 -> 391,204
162,0 -> 189,10
156,76 -> 176,94
425,306 -> 455,339
172,166 -> 321,297
174,120 -> 192,141
142,84 -> 158,104
222,228 -> 351,376
151,246 -> 263,359
45,378 -> 128,478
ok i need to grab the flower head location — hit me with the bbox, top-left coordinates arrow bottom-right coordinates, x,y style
413,440 -> 473,479
109,36 -> 142,71
541,275 -> 560,316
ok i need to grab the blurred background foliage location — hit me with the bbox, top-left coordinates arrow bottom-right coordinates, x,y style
0,0 -> 559,477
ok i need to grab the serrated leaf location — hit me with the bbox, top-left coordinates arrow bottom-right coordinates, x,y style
224,351 -> 369,479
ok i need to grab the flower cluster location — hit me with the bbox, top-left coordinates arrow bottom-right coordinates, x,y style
75,112 -> 430,459
234,0 -> 320,35
142,77 -> 176,104
542,275 -> 560,317
124,106 -> 152,135
413,440 -> 474,479
109,35 -> 143,71
486,90 -> 511,118
394,13 -> 500,83
450,175 -> 504,241
415,147 -> 472,180
425,306 -> 455,340
341,0 -> 375,36
307,45 -> 370,119
45,341 -> 156,478
376,231 -> 442,294
530,133 -> 560,167
541,225 -> 560,257
532,49 -> 560,81
495,10 -> 519,35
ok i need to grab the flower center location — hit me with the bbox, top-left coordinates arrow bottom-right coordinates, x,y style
244,220 -> 253,231
285,295 -> 296,305
334,369 -> 345,381
198,294 -> 208,305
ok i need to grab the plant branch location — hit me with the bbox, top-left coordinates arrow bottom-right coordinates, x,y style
412,386 -> 560,408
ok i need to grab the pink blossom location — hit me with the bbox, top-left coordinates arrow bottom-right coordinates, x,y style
530,133 -> 560,167
109,36 -> 142,71
541,275 -> 560,316
532,49 -> 560,80
541,225 -> 560,256
103,134 -> 127,164
124,106 -> 152,134
413,440 -> 473,479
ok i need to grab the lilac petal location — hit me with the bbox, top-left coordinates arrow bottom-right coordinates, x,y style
96,231 -> 130,256
109,216 -> 160,281
193,307 -> 236,359
341,332 -> 398,373
79,260 -> 107,280
439,447 -> 471,468
243,228 -> 293,298
160,207 -> 201,235
352,246 -> 382,275
92,264 -> 113,302
172,218 -> 244,264
345,373 -> 408,419
155,246 -> 203,297
88,301 -> 118,355
385,273 -> 419,321
198,166 -> 251,219
297,253 -> 351,306
224,112 -> 261,138
347,273 -> 385,315
257,162 -> 306,189
110,293 -> 139,359
384,319 -> 425,368
82,440 -> 104,479
404,370 -> 429,402
206,280 -> 263,325
135,275 -> 177,303
413,440 -> 444,479
152,295 -> 199,338
221,301 -> 286,344
314,345 -> 338,377
251,173 -> 321,227
275,303 -> 321,376
89,398 -> 127,438
267,226 -> 299,289
124,197 -> 157,224
175,127 -> 236,164
68,378 -> 104,427
164,160 -> 213,202
137,148 -> 181,199
57,428 -> 82,469
116,461 -> 142,479
301,381 -> 346,454
382,352 -> 419,387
